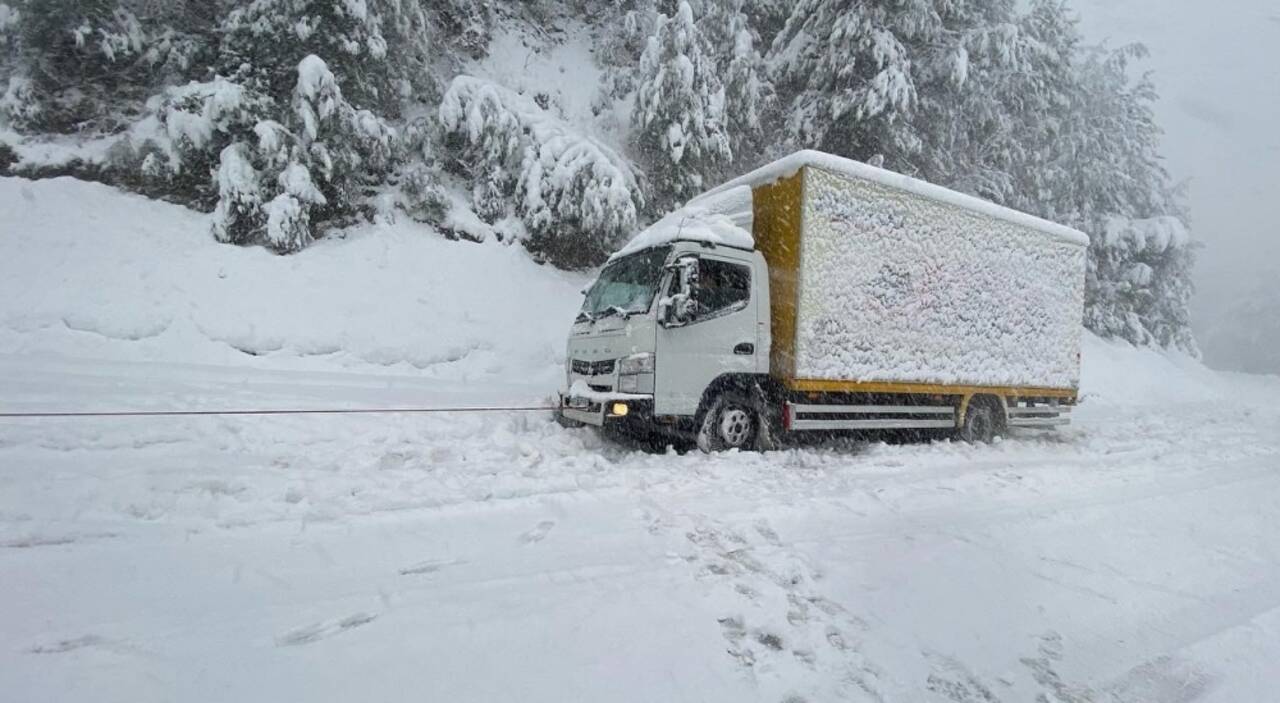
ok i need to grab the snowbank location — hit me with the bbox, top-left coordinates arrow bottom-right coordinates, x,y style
1080,333 -> 1227,406
0,176 -> 585,384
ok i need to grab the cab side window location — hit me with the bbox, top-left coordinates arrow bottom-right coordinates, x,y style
693,259 -> 751,318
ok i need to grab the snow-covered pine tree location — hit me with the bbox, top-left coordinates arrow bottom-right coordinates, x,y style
998,0 -> 1082,222
429,0 -> 493,59
767,0 -> 917,165
176,0 -> 420,252
1095,216 -> 1197,352
699,0 -> 775,166
205,54 -> 396,254
737,0 -> 790,48
1068,45 -> 1195,351
437,76 -> 524,222
900,0 -> 1024,201
632,0 -> 731,212
0,3 -> 21,81
596,0 -> 659,100
6,0 -> 151,131
439,75 -> 643,268
219,0 -> 394,115
151,75 -> 274,209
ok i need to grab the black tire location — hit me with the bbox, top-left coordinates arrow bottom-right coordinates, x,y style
555,411 -> 586,429
696,393 -> 759,453
958,398 -> 1000,443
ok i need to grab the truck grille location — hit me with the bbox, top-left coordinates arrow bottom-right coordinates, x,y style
571,359 -> 615,376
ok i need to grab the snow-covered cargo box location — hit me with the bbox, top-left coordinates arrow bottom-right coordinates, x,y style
720,151 -> 1088,394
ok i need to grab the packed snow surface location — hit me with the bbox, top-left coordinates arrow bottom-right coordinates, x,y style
705,149 -> 1090,247
4,176 -> 1280,702
794,167 -> 1087,388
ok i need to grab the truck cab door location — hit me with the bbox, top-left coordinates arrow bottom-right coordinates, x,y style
654,253 -> 761,416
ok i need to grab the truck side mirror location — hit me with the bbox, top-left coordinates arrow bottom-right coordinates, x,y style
660,295 -> 698,327
660,255 -> 700,328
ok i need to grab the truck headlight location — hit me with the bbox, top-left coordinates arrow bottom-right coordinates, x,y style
619,375 -> 639,393
618,352 -> 655,376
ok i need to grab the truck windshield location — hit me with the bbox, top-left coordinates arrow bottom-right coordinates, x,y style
580,246 -> 671,320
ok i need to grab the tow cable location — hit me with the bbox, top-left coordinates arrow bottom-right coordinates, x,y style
0,405 -> 558,419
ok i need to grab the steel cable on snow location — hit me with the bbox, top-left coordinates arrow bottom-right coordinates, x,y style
0,405 -> 559,419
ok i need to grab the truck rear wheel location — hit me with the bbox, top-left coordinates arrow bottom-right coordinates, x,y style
958,397 -> 1001,443
696,393 -> 758,453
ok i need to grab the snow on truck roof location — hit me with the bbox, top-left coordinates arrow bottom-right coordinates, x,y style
609,186 -> 755,261
696,149 -> 1091,248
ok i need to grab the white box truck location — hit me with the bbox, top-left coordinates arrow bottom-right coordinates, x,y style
559,150 -> 1088,451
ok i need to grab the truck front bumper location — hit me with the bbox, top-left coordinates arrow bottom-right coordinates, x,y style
559,391 -> 654,428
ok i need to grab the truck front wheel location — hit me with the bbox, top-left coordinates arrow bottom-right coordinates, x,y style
696,393 -> 758,453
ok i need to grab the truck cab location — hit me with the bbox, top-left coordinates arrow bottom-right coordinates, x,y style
559,240 -> 771,443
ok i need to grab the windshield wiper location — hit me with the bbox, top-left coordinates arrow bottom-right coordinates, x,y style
596,305 -> 633,321
575,310 -> 595,323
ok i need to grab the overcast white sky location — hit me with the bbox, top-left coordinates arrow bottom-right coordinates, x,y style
1070,0 -> 1280,371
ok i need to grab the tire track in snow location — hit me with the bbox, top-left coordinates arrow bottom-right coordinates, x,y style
276,612 -> 378,646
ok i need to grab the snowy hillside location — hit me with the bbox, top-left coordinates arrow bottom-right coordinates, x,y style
4,175 -> 1280,702
0,176 -> 585,393
0,0 -> 1201,352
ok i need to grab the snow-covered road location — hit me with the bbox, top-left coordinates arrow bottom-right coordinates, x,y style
3,346 -> 1278,702
3,177 -> 1278,700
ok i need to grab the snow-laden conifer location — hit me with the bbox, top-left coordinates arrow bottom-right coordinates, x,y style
205,55 -> 397,253
700,0 -> 775,165
440,75 -> 643,268
632,0 -> 731,211
768,0 -> 917,160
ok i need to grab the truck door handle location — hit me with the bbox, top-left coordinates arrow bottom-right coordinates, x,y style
734,343 -> 755,355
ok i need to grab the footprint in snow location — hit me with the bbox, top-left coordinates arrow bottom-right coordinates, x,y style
754,520 -> 782,546
520,520 -> 556,544
276,612 -> 377,647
